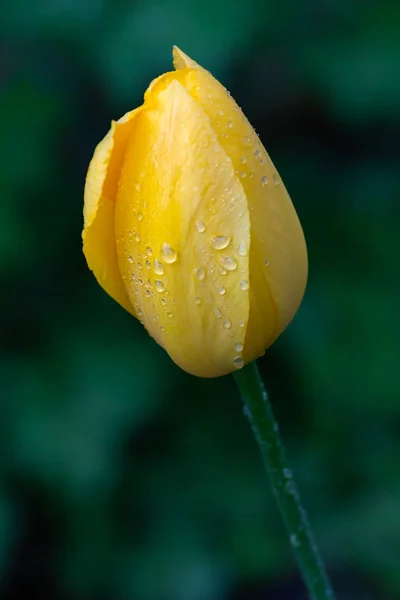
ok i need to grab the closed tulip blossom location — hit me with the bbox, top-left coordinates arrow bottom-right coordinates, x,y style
83,47 -> 307,378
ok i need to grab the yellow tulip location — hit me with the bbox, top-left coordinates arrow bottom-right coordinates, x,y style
82,47 -> 307,378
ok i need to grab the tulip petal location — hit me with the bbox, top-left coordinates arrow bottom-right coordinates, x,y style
174,54 -> 308,361
83,109 -> 141,316
115,79 -> 251,377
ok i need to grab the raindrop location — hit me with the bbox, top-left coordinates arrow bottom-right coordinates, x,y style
127,256 -> 134,264
217,285 -> 226,295
137,212 -> 143,221
233,356 -> 244,369
155,280 -> 165,292
261,176 -> 268,186
194,297 -> 202,305
194,267 -> 205,281
238,241 -> 247,257
146,247 -> 153,256
161,243 -> 178,264
196,220 -> 206,233
223,318 -> 231,329
219,256 -> 237,271
240,280 -> 249,291
219,267 -> 227,275
145,260 -> 151,269
211,235 -> 231,250
214,307 -> 222,318
137,262 -> 143,270
154,259 -> 164,275
234,342 -> 244,352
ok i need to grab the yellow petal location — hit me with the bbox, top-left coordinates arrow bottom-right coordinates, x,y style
83,109 -> 141,316
115,79 -> 250,377
173,52 -> 308,361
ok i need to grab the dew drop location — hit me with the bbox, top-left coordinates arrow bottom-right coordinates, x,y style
240,171 -> 246,179
214,307 -> 222,318
137,212 -> 143,221
160,297 -> 167,305
265,259 -> 270,267
273,173 -> 279,184
145,260 -> 151,269
154,259 -> 164,275
194,221 -> 206,236
167,312 -> 173,319
233,356 -> 244,369
146,247 -> 153,256
135,233 -> 140,242
128,231 -> 133,240
254,149 -> 261,158
240,279 -> 249,291
217,285 -> 226,295
227,121 -> 233,128
161,243 -> 178,264
127,255 -> 134,264
219,267 -> 227,275
134,182 -> 141,191
219,256 -> 237,271
145,289 -> 151,297
211,235 -> 231,250
137,262 -> 143,270
238,241 -> 247,257
240,156 -> 246,164
217,109 -> 224,116
223,318 -> 231,329
261,176 -> 268,186
234,342 -> 244,352
194,297 -> 202,305
155,280 -> 165,292
239,320 -> 245,328
194,267 -> 205,281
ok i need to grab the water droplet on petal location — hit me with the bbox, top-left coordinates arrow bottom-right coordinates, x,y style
135,233 -> 140,242
146,247 -> 153,256
134,183 -> 141,191
155,280 -> 165,292
239,320 -> 245,328
211,235 -> 231,250
254,149 -> 261,158
217,109 -> 224,116
238,241 -> 247,257
261,176 -> 268,186
127,256 -> 134,264
227,121 -> 233,128
219,256 -> 237,271
194,267 -> 205,281
240,280 -> 249,291
145,289 -> 151,297
145,260 -> 151,269
273,173 -> 279,184
240,156 -> 246,164
240,171 -> 246,179
217,285 -> 226,295
234,342 -> 244,352
137,262 -> 142,270
154,259 -> 164,275
194,297 -> 202,305
219,267 -> 227,275
196,220 -> 206,233
137,212 -> 143,221
265,259 -> 270,267
223,318 -> 231,329
161,297 -> 167,305
161,243 -> 177,264
214,307 -> 222,318
233,356 -> 244,369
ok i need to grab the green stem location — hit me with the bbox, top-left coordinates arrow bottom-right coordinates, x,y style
233,362 -> 336,600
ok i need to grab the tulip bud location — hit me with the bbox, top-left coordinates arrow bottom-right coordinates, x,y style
82,47 -> 307,377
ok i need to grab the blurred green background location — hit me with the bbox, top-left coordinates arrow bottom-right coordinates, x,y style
1,0 -> 400,599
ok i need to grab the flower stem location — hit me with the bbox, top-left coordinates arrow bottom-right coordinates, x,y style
233,362 -> 336,600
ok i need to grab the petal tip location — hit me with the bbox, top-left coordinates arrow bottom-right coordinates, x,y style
172,46 -> 199,70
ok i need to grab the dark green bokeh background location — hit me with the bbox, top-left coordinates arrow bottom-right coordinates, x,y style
1,1 -> 400,599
